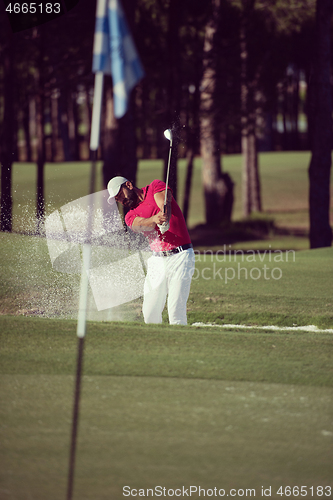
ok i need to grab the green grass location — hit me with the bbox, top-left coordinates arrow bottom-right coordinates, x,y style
1,316 -> 332,385
6,152 -> 333,249
165,151 -> 333,231
0,316 -> 333,500
1,232 -> 332,328
9,161 -> 104,234
189,246 -> 333,329
1,155 -> 333,499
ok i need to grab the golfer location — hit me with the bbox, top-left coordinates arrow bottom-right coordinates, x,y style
107,176 -> 195,325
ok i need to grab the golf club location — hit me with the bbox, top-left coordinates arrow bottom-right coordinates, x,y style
163,128 -> 173,213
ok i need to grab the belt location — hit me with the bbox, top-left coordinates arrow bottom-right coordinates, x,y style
152,243 -> 193,257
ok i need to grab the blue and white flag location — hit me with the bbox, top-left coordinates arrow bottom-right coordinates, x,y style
92,0 -> 144,118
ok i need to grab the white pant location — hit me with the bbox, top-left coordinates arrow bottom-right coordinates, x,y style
142,248 -> 195,325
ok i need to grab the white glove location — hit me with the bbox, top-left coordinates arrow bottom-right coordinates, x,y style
157,221 -> 170,234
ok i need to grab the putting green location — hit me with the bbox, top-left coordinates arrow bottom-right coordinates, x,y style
189,247 -> 333,328
1,231 -> 332,499
1,375 -> 332,500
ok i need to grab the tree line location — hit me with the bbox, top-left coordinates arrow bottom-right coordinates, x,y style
0,0 -> 332,247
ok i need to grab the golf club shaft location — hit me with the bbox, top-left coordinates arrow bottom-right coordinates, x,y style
164,141 -> 172,212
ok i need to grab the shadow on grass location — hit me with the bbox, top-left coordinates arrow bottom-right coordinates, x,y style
189,215 -> 308,249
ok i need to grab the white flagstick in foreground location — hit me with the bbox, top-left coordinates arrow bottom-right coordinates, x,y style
66,73 -> 104,500
67,0 -> 107,498
76,70 -> 105,340
76,0 -> 107,337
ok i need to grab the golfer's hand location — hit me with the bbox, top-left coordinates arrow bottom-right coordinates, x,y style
152,211 -> 168,225
152,212 -> 169,234
157,221 -> 170,234
132,211 -> 168,233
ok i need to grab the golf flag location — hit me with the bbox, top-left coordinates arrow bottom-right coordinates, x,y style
92,0 -> 144,118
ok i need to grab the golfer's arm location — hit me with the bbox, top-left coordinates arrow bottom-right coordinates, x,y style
131,190 -> 172,233
131,216 -> 158,232
154,190 -> 172,220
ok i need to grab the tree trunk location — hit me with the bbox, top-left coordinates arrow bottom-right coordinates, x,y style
139,82 -> 149,159
122,0 -> 139,181
35,40 -> 46,233
58,89 -> 72,161
51,90 -> 59,161
23,102 -> 32,162
282,87 -> 288,150
102,82 -> 139,188
100,0 -> 139,188
240,0 -> 262,217
291,67 -> 300,150
308,0 -> 333,248
36,114 -> 45,232
183,150 -> 194,224
242,119 -> 261,214
120,93 -> 138,184
305,69 -> 313,151
67,92 -> 77,160
0,36 -> 14,232
29,98 -> 38,161
183,77 -> 200,223
250,128 -> 261,211
102,84 -> 120,188
200,0 -> 234,226
81,89 -> 91,160
72,91 -> 81,160
163,0 -> 181,201
12,105 -> 19,162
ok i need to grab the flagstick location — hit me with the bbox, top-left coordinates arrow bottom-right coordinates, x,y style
66,71 -> 104,500
66,334 -> 84,500
90,73 -> 104,153
66,0 -> 145,491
